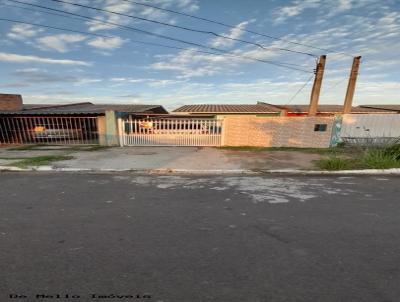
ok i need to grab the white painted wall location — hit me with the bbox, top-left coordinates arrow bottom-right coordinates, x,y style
341,114 -> 400,138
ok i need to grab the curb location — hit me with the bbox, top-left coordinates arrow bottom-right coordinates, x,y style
258,168 -> 400,175
1,166 -> 400,175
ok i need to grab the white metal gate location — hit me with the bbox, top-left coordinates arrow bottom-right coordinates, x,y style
119,117 -> 223,146
0,116 -> 99,145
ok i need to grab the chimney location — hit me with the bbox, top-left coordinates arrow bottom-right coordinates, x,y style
0,94 -> 23,111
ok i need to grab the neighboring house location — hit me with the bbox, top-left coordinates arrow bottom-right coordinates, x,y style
0,93 -> 167,145
172,102 -> 398,117
266,104 -> 395,116
172,103 -> 283,118
358,105 -> 400,113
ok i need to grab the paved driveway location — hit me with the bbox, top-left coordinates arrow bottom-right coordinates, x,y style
1,173 -> 399,301
53,147 -> 320,170
0,146 -> 321,171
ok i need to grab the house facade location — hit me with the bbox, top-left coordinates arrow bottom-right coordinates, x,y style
0,93 -> 167,146
172,102 -> 396,117
172,103 -> 283,118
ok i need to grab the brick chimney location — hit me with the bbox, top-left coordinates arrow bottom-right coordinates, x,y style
0,94 -> 23,111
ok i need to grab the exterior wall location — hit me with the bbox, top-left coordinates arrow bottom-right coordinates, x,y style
0,94 -> 23,111
215,113 -> 281,119
340,114 -> 400,145
104,110 -> 119,146
222,116 -> 335,148
97,116 -> 106,146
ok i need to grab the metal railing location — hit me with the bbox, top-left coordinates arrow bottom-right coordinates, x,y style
0,116 -> 99,145
119,117 -> 223,146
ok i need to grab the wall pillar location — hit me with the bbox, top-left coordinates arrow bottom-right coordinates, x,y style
97,116 -> 106,145
104,110 -> 119,146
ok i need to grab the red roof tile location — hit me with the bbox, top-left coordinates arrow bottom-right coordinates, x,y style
173,104 -> 281,113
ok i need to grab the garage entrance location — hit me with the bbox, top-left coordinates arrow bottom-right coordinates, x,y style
0,116 -> 99,145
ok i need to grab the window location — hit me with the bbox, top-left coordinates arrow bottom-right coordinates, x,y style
314,124 -> 327,132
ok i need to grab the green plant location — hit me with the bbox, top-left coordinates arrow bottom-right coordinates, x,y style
383,143 -> 400,160
336,141 -> 346,148
8,144 -> 109,152
217,146 -> 344,154
315,156 -> 354,170
7,144 -> 45,151
11,155 -> 73,168
361,149 -> 400,169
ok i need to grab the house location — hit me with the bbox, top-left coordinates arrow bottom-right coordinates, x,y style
0,93 -> 167,145
172,103 -> 283,118
259,103 -> 395,116
172,102 -> 397,117
358,105 -> 400,113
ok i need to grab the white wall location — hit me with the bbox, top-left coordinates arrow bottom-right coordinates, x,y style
341,114 -> 400,138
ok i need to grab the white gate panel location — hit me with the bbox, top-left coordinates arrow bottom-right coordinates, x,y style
120,118 -> 223,146
0,116 -> 99,145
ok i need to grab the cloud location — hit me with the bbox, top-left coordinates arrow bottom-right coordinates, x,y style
0,52 -> 90,66
86,0 -> 135,32
12,68 -> 78,83
109,77 -> 185,87
149,42 -> 284,78
7,68 -> 102,87
210,21 -> 250,48
7,24 -> 43,41
36,34 -> 86,53
272,0 -> 378,24
150,50 -> 230,78
272,0 -> 321,24
59,0 -> 90,12
87,36 -> 125,50
86,0 -> 199,31
174,0 -> 199,12
0,82 -> 31,88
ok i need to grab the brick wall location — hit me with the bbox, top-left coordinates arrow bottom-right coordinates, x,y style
0,94 -> 23,111
222,116 -> 334,148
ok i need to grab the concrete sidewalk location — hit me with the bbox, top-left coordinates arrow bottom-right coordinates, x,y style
0,146 -> 320,171
54,147 -> 321,171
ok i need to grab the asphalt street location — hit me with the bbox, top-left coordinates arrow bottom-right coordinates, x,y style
0,173 -> 399,302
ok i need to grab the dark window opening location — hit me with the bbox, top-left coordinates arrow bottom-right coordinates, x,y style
314,124 -> 328,132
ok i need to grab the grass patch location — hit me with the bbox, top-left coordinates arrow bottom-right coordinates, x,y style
315,157 -> 355,170
316,143 -> 400,170
11,155 -> 74,168
7,144 -> 46,151
361,149 -> 400,169
217,146 -> 347,155
7,144 -> 109,152
69,145 -> 110,152
383,143 -> 400,161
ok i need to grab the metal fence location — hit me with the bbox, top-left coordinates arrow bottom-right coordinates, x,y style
119,117 -> 223,146
0,116 -> 99,145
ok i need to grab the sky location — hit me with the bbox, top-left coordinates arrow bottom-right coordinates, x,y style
0,0 -> 399,110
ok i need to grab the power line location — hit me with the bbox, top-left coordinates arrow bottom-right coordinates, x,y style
4,0 -> 313,73
285,75 -> 314,105
120,0 -> 352,56
0,18 -> 115,38
0,17 -> 310,71
324,77 -> 348,92
46,0 -> 317,58
1,2 -> 90,22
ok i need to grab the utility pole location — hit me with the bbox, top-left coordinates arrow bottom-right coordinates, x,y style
308,55 -> 327,116
343,56 -> 362,114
